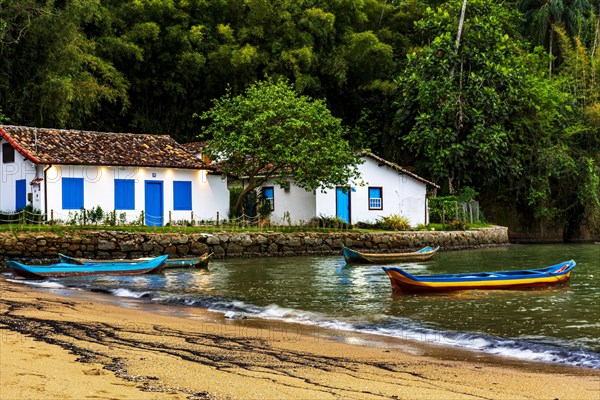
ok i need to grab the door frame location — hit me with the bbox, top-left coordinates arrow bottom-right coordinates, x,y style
335,186 -> 351,224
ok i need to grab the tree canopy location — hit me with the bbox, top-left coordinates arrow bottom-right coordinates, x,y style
0,0 -> 598,237
199,78 -> 361,213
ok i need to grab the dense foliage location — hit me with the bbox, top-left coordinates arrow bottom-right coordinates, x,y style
199,78 -> 361,213
0,0 -> 598,237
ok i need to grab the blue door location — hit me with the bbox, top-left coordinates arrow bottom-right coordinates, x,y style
145,181 -> 164,226
15,179 -> 26,211
336,187 -> 350,223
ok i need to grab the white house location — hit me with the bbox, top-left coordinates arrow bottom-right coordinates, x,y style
183,143 -> 438,227
254,153 -> 438,227
0,125 -> 229,226
313,153 -> 439,226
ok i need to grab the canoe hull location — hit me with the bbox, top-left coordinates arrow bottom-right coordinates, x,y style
9,265 -> 165,279
7,255 -> 168,279
383,260 -> 575,293
343,246 -> 439,264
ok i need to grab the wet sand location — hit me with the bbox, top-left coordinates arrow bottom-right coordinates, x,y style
0,277 -> 598,400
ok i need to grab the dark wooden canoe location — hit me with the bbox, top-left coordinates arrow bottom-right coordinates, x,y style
59,253 -> 212,269
7,255 -> 168,279
342,246 -> 439,264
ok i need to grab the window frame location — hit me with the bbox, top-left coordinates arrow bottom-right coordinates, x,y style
368,186 -> 383,210
261,186 -> 275,211
2,143 -> 15,164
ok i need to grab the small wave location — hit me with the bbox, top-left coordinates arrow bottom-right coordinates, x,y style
27,282 -> 598,370
6,279 -> 65,289
201,300 -> 600,369
110,288 -> 152,299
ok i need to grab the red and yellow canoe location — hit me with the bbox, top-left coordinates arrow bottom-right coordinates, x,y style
382,260 -> 576,293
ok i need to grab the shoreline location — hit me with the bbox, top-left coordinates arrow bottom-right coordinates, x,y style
1,277 -> 599,399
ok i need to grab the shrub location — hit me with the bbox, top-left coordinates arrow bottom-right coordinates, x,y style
377,214 -> 411,231
414,223 -> 428,231
445,219 -> 467,231
355,221 -> 378,229
312,215 -> 351,229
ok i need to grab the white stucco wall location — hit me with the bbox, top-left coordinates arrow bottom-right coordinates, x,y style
259,179 -> 316,225
39,165 -> 229,225
315,157 -> 428,227
0,138 -> 38,212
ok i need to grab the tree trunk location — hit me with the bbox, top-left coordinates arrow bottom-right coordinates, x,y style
234,181 -> 256,216
549,28 -> 553,76
450,0 -> 468,78
455,0 -> 468,51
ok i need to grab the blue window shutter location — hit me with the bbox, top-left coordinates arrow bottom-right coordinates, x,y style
115,179 -> 135,210
262,187 -> 274,200
173,181 -> 192,210
15,179 -> 26,210
62,178 -> 84,209
369,188 -> 381,199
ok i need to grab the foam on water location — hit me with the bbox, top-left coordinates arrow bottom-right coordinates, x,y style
7,278 -> 65,289
200,299 -> 600,369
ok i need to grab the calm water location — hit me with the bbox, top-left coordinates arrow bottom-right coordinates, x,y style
7,244 -> 600,368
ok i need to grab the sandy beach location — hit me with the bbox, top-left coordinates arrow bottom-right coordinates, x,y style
0,277 -> 598,400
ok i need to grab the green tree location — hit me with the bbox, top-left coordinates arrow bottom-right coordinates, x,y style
519,0 -> 593,74
395,0 -> 532,193
199,78 -> 362,213
0,0 -> 128,128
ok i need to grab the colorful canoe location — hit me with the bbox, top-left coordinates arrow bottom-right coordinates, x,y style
7,255 -> 168,279
382,260 -> 576,293
59,253 -> 212,269
342,246 -> 439,264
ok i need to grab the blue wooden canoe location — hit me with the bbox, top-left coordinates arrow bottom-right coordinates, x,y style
343,246 -> 439,264
59,253 -> 212,269
382,260 -> 576,293
7,255 -> 168,279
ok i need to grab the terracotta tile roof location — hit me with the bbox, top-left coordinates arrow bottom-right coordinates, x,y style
181,141 -> 207,155
0,125 -> 215,170
362,152 -> 440,188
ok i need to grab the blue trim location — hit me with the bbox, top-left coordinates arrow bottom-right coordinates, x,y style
173,181 -> 192,211
145,180 -> 164,226
368,187 -> 381,199
336,187 -> 350,223
62,178 -> 84,210
15,179 -> 26,210
114,179 -> 135,210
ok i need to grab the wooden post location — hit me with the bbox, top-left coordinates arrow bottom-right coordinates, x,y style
141,210 -> 145,226
191,211 -> 194,226
216,212 -> 220,227
442,204 -> 446,225
169,210 -> 172,226
50,209 -> 54,225
469,202 -> 474,224
83,209 -> 87,226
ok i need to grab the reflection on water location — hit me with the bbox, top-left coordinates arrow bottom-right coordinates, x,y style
8,243 -> 600,368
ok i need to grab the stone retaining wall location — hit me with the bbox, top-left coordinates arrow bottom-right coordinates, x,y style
0,227 -> 508,263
